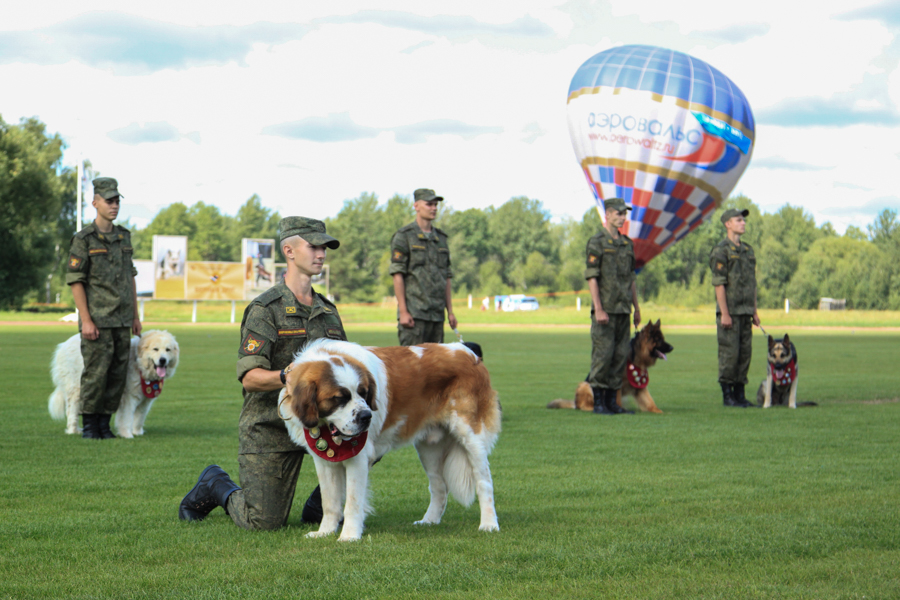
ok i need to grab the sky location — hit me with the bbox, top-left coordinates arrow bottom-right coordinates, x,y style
2,0 -> 899,233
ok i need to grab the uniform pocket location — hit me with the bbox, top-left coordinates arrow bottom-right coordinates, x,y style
410,245 -> 427,267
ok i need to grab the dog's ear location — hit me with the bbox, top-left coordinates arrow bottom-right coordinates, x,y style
287,371 -> 320,429
362,371 -> 378,411
782,333 -> 790,347
768,335 -> 775,349
655,319 -> 661,327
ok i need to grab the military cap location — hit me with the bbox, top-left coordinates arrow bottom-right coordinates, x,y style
414,188 -> 444,202
603,198 -> 631,212
93,177 -> 123,200
278,216 -> 340,249
720,208 -> 750,224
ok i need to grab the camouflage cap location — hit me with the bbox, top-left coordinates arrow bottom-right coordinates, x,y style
720,208 -> 750,224
603,198 -> 631,212
278,216 -> 340,249
414,188 -> 444,202
93,177 -> 123,200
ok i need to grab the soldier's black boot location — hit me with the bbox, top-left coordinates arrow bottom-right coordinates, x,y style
97,414 -> 116,439
605,388 -> 633,414
179,465 -> 241,522
301,485 -> 324,524
592,387 -> 614,414
81,414 -> 101,439
732,383 -> 755,408
721,382 -> 741,407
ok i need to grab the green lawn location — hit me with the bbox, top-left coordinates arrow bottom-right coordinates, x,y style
1,325 -> 898,599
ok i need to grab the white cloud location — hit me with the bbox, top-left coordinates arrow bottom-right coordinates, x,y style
0,0 -> 896,238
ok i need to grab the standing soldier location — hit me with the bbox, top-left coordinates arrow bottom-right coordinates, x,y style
179,217 -> 347,529
66,177 -> 141,439
389,188 -> 457,345
709,208 -> 761,408
584,198 -> 641,415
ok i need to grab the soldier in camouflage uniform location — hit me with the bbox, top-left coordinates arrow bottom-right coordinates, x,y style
389,188 -> 457,345
710,208 -> 761,408
66,177 -> 141,439
179,217 -> 348,530
584,198 -> 642,415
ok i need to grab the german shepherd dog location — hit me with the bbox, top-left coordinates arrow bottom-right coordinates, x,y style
547,320 -> 673,414
757,334 -> 816,408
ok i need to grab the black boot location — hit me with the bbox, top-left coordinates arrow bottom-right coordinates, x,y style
732,383 -> 755,408
605,388 -> 633,414
97,414 -> 116,439
179,465 -> 241,522
81,414 -> 101,439
301,485 -> 324,524
721,383 -> 742,407
592,387 -> 614,414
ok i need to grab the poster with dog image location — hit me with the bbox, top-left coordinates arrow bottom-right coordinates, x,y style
242,238 -> 276,300
152,235 -> 187,299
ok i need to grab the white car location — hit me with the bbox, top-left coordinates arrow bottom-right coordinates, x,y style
501,294 -> 540,311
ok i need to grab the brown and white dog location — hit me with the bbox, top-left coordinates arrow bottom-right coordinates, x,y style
277,339 -> 502,542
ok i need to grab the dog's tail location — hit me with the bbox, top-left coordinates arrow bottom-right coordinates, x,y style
444,441 -> 477,507
546,399 -> 576,409
48,387 -> 66,421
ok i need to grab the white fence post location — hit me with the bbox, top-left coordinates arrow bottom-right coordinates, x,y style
139,299 -> 144,321
577,297 -> 581,311
231,300 -> 236,323
192,301 -> 197,323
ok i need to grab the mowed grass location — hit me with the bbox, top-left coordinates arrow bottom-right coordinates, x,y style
1,325 -> 898,600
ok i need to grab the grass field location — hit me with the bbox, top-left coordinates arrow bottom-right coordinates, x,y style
1,324 -> 898,599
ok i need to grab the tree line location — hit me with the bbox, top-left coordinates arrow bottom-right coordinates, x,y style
3,114 -> 899,310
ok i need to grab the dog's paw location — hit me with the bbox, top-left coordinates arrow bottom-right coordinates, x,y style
133,429 -> 145,436
478,523 -> 500,532
117,430 -> 134,439
306,530 -> 336,539
337,533 -> 362,542
413,518 -> 439,526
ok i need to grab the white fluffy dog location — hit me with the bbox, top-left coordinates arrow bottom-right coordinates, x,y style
48,330 -> 179,438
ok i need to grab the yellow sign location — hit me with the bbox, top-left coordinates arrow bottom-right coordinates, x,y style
186,262 -> 244,300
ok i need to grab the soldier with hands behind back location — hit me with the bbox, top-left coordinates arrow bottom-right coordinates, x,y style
65,177 -> 141,440
584,198 -> 641,415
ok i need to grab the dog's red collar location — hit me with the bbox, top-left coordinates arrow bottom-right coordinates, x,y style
626,362 -> 649,389
769,358 -> 797,387
139,372 -> 164,399
304,427 -> 367,462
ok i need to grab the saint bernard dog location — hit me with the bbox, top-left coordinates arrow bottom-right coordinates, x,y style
277,339 -> 501,541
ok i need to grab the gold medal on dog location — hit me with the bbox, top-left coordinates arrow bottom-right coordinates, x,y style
309,426 -> 320,439
316,438 -> 328,452
326,449 -> 335,458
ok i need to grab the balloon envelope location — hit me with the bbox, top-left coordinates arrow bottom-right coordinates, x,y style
567,44 -> 755,269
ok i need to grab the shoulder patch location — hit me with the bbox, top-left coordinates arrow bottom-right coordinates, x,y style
241,334 -> 265,354
392,249 -> 406,262
588,254 -> 599,264
69,256 -> 83,269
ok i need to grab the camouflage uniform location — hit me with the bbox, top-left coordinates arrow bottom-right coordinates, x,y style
710,237 -> 757,385
65,221 -> 137,414
585,225 -> 636,390
389,221 -> 452,345
226,282 -> 347,530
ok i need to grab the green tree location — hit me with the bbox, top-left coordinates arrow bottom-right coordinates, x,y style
486,196 -> 556,287
325,193 -> 392,302
0,116 -> 73,308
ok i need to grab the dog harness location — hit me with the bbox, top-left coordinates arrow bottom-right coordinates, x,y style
626,362 -> 649,389
139,373 -> 165,399
304,426 -> 368,462
770,359 -> 797,387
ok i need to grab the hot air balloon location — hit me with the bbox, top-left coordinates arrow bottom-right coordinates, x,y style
567,44 -> 755,270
